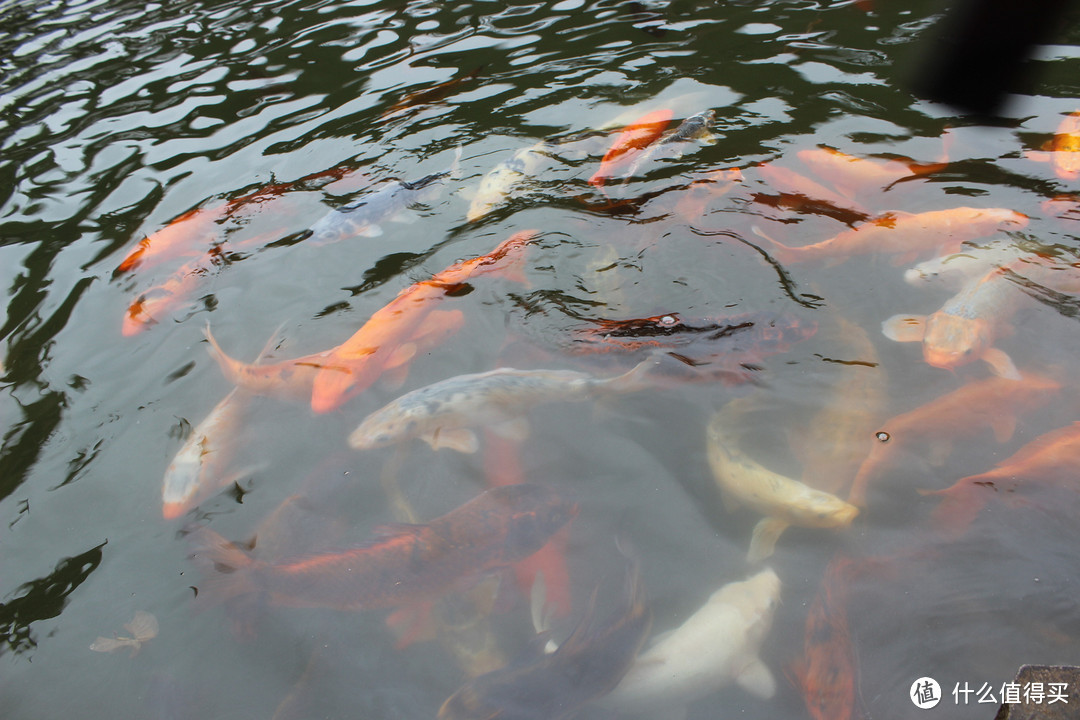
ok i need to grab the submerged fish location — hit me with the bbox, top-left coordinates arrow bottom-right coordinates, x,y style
308,172 -> 447,243
847,373 -> 1059,506
760,207 -> 1027,266
467,141 -> 550,222
162,387 -> 254,520
310,230 -> 534,413
438,554 -> 651,720
923,421 -> 1080,534
381,66 -> 483,119
706,409 -> 859,562
619,110 -> 718,182
790,556 -> 859,720
204,309 -> 465,403
115,165 -> 372,276
797,146 -> 946,197
882,263 -> 1026,379
189,483 -> 577,612
588,109 -> 673,188
902,237 -> 1032,288
598,568 -> 780,715
89,610 -> 159,656
1026,111 -> 1080,180
348,360 -> 657,454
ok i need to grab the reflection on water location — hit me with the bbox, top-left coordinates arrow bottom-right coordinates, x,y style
3,0 -> 1080,718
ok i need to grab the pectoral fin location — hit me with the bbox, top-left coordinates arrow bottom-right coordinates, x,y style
384,342 -> 418,370
424,427 -> 479,454
737,658 -> 778,699
882,314 -> 927,343
358,223 -> 384,238
982,347 -> 1022,380
748,516 -> 789,563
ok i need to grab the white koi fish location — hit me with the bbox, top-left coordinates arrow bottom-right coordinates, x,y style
598,568 -> 781,716
467,140 -> 550,222
706,409 -> 859,562
348,360 -> 657,454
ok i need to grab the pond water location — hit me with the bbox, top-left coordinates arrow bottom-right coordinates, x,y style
3,0 -> 1080,718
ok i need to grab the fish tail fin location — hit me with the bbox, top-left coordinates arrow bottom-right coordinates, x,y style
203,323 -> 247,386
185,525 -> 260,605
751,225 -> 801,265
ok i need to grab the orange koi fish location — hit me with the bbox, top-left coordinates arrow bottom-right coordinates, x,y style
760,207 -> 1027,267
190,483 -> 577,612
671,167 -> 745,221
924,421 -> 1080,534
790,555 -> 859,720
848,373 -> 1060,506
439,554 -> 651,720
588,109 -> 673,188
115,165 -> 372,276
797,146 -> 947,197
882,263 -> 1025,378
755,163 -> 867,217
1026,111 -> 1080,180
310,231 -> 534,413
121,229 -> 280,336
203,309 -> 465,402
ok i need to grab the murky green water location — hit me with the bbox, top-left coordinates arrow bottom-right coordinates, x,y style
3,1 -> 1080,718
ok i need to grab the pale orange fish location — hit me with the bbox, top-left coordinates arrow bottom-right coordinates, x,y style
924,421 -> 1080,533
588,109 -> 673,188
203,309 -> 465,403
116,166 -> 372,276
310,231 -> 534,413
882,262 -> 1027,378
1026,111 -> 1080,180
122,229 -> 278,336
761,207 -> 1027,267
848,373 -> 1060,506
755,162 -> 867,215
797,146 -> 947,197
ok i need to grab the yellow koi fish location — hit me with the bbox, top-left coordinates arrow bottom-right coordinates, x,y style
706,409 -> 859,562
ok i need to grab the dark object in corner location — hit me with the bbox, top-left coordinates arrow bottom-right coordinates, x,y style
993,665 -> 1080,720
913,0 -> 1073,117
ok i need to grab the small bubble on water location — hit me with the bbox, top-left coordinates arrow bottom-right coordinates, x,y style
876,431 -> 890,442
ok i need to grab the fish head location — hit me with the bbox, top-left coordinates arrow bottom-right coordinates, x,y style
347,402 -> 421,449
711,568 -> 782,628
800,491 -> 860,528
922,312 -> 992,370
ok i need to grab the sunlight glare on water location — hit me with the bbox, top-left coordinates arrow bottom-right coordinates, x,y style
2,1 -> 1080,719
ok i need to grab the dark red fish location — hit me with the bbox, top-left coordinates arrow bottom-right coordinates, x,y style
189,483 -> 577,612
790,555 -> 859,720
567,311 -> 816,384
438,554 -> 651,720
